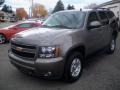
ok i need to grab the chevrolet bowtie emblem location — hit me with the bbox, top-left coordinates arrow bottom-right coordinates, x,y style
16,47 -> 23,52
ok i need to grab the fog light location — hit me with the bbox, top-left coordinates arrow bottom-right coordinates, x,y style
44,72 -> 52,77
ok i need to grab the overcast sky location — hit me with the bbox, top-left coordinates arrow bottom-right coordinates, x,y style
4,0 -> 111,12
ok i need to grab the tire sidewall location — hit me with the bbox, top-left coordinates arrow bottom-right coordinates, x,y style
65,52 -> 83,82
0,34 -> 6,44
107,36 -> 116,54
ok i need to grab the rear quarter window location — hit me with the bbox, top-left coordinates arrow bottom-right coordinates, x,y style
106,11 -> 115,19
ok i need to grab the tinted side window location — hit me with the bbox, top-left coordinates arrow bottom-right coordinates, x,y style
88,12 -> 99,25
98,11 -> 109,25
106,11 -> 115,18
17,23 -> 32,28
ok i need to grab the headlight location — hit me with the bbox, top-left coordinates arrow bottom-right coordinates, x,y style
38,46 -> 60,58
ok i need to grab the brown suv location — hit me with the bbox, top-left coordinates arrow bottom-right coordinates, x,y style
9,9 -> 119,82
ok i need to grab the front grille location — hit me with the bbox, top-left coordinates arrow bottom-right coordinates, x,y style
11,42 -> 36,49
11,42 -> 36,59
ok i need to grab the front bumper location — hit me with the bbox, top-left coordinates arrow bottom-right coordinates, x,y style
8,51 -> 65,78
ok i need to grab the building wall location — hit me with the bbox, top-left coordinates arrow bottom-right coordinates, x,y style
0,11 -> 14,22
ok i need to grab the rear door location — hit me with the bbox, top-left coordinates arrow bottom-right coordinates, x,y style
98,11 -> 111,46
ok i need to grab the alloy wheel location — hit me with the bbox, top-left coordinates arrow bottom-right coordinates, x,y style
70,58 -> 81,77
0,34 -> 6,44
110,39 -> 115,51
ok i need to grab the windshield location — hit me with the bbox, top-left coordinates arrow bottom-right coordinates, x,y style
42,11 -> 86,29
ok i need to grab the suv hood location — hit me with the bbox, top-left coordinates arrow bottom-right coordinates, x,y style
13,27 -> 73,45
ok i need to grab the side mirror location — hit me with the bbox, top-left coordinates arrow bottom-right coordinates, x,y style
88,21 -> 102,29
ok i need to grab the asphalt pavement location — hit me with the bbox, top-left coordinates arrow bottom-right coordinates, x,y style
0,22 -> 120,90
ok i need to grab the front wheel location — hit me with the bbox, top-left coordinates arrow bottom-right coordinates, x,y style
0,34 -> 6,44
107,36 -> 116,54
64,52 -> 83,82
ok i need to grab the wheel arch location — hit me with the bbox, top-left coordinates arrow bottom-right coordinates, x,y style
63,44 -> 86,81
0,33 -> 7,40
64,44 -> 86,65
112,30 -> 118,39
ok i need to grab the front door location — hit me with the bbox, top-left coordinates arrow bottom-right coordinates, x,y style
85,12 -> 104,55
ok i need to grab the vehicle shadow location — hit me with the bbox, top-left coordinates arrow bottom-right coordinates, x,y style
8,41 -> 120,87
14,49 -> 109,85
84,49 -> 108,70
14,69 -> 69,87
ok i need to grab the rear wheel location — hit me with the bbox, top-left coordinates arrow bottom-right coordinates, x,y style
0,34 -> 6,44
64,52 -> 83,82
107,36 -> 116,54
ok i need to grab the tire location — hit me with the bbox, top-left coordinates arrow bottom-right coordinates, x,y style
107,36 -> 116,54
0,34 -> 6,44
64,52 -> 83,82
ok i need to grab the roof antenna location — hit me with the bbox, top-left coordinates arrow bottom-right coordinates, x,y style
80,8 -> 82,11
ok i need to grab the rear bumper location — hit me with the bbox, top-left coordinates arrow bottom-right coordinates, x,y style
8,51 -> 65,78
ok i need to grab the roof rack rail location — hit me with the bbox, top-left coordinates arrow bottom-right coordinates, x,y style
93,8 -> 110,10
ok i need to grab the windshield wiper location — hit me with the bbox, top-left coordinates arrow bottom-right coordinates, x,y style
50,25 -> 73,29
42,25 -> 75,29
42,25 -> 51,28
